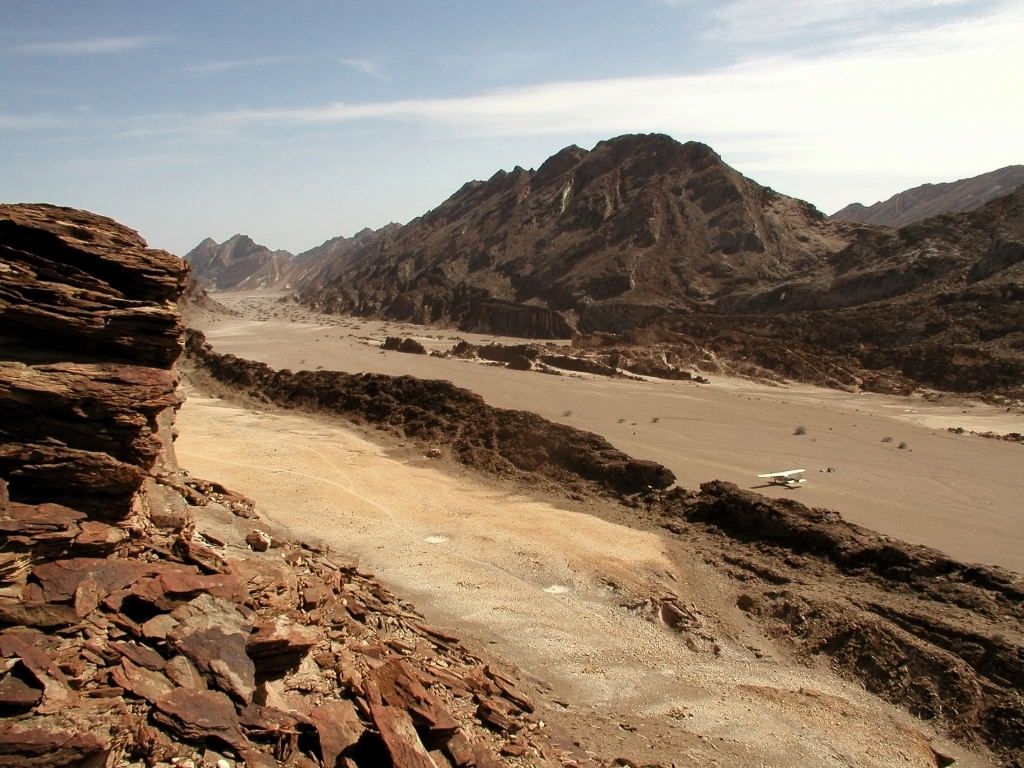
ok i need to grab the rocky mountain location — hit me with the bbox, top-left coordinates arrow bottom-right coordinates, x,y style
184,234 -> 293,291
833,165 -> 1024,228
699,187 -> 1024,394
296,134 -> 852,336
177,135 -> 1023,395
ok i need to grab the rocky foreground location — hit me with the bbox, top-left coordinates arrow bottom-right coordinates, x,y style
0,204 -> 615,768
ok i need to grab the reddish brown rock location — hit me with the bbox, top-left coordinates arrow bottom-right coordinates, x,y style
368,698 -> 437,768
0,599 -> 78,629
372,659 -> 459,737
153,687 -> 248,750
246,616 -> 318,680
245,529 -> 272,552
0,721 -> 108,766
111,657 -> 174,704
0,632 -> 72,708
308,699 -> 365,766
168,593 -> 256,703
30,557 -> 154,604
0,671 -> 42,710
110,640 -> 166,671
164,654 -> 207,691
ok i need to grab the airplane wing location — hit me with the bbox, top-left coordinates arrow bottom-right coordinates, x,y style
757,468 -> 806,478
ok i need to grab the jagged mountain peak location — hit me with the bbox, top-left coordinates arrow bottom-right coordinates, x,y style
184,233 -> 294,291
294,133 -> 851,336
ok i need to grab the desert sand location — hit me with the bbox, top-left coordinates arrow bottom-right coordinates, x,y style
176,385 -> 975,768
192,292 -> 1024,573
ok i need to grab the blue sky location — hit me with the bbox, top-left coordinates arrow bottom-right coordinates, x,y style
2,1 -> 1021,255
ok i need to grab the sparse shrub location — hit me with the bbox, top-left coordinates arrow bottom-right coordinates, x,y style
562,410 -> 573,417
794,425 -> 807,435
898,441 -> 909,449
651,417 -> 660,423
618,418 -> 626,423
881,436 -> 893,443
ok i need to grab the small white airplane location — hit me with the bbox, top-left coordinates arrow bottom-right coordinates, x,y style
756,468 -> 807,488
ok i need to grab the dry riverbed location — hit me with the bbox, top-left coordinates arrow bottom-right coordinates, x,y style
190,292 -> 1024,572
176,386 -> 979,768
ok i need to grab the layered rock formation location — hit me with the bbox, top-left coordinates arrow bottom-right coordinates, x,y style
833,165 -> 1024,228
0,204 -> 188,515
186,135 -> 1023,396
184,235 -> 294,292
702,187 -> 1024,396
0,204 -> 621,767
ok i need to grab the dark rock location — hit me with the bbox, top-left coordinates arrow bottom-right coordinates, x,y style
186,331 -> 676,497
382,337 -> 427,354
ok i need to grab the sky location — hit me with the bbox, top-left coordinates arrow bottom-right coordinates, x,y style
1,1 -> 1022,256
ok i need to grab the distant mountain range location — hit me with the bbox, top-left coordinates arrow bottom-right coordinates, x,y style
832,165 -> 1024,228
183,135 -> 1024,395
183,234 -> 293,291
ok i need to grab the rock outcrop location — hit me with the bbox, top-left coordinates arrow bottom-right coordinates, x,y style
833,165 -> 1024,228
654,481 -> 1024,767
0,204 -> 622,767
0,204 -> 188,515
197,133 -> 1019,397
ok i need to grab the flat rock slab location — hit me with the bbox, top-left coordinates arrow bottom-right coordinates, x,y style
153,687 -> 248,751
168,593 -> 255,704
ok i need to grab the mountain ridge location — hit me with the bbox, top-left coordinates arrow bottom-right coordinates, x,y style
296,133 -> 853,336
183,233 -> 294,291
832,165 -> 1024,228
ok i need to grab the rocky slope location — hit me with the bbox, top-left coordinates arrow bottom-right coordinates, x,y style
834,165 -> 1024,228
296,134 -> 851,336
184,235 -> 294,291
703,187 -> 1024,395
0,204 -> 622,768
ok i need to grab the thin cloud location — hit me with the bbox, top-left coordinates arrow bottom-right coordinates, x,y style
341,58 -> 388,80
11,35 -> 164,55
0,113 -> 56,130
701,0 -> 984,42
182,56 -> 294,75
125,3 -> 1022,188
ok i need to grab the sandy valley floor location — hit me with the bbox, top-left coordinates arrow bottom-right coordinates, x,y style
192,292 -> 1024,573
176,386 -> 976,768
